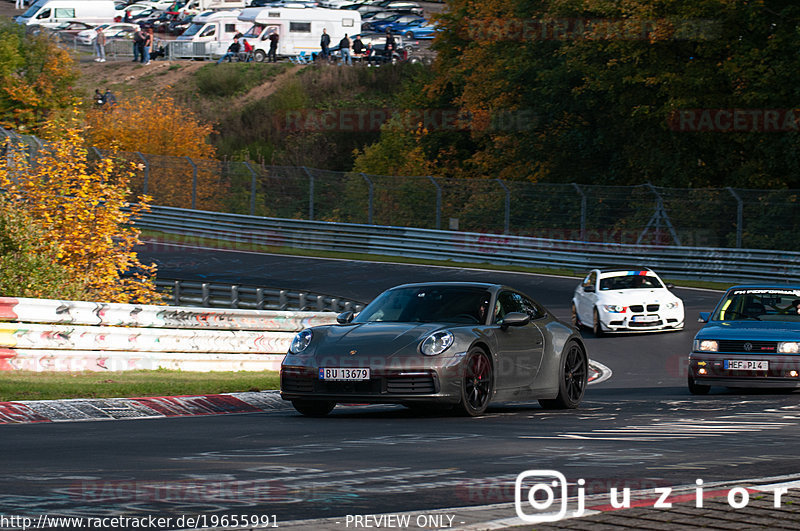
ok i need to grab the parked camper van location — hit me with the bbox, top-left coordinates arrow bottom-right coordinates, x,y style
239,6 -> 361,62
16,0 -> 117,27
176,10 -> 249,43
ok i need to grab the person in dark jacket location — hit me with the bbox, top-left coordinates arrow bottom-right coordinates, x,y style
320,28 -> 330,59
338,33 -> 351,65
267,30 -> 279,62
352,34 -> 364,57
217,37 -> 241,63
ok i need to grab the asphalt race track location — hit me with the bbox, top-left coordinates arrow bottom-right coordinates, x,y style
2,243 -> 799,529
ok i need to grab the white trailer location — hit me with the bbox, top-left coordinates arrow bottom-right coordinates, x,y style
176,9 -> 249,43
238,6 -> 361,62
15,0 -> 117,27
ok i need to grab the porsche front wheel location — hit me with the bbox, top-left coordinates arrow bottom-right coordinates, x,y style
458,348 -> 493,417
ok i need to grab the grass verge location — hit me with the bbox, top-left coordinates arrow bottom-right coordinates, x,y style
0,370 -> 279,402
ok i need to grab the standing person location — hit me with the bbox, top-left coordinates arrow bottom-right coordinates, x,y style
352,34 -> 364,57
384,28 -> 396,53
15,0 -> 23,10
338,33 -> 351,65
267,30 -> 279,63
132,27 -> 145,62
142,27 -> 154,64
320,28 -> 330,60
94,26 -> 106,62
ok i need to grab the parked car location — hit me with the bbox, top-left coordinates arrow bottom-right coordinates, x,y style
371,13 -> 422,32
75,22 -> 140,44
688,285 -> 800,394
394,19 -> 436,39
281,282 -> 589,417
572,267 -> 684,335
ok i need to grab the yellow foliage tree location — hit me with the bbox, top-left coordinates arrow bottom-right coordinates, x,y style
0,117 -> 161,304
84,94 -> 225,210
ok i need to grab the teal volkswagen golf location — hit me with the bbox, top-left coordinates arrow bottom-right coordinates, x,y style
688,285 -> 800,394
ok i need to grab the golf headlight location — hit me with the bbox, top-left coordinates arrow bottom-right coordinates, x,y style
603,305 -> 626,313
694,339 -> 718,352
778,342 -> 800,354
289,329 -> 313,354
421,331 -> 454,356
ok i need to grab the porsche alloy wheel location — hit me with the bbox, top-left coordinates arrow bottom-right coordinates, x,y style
592,308 -> 604,337
539,341 -> 587,409
292,399 -> 335,417
458,347 -> 493,417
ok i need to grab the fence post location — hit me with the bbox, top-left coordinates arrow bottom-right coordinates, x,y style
427,176 -> 441,230
244,161 -> 257,216
303,166 -> 314,220
727,187 -> 743,248
360,173 -> 374,224
230,285 -> 240,308
186,156 -> 198,209
496,179 -> 511,234
173,280 -> 181,305
201,283 -> 210,307
572,183 -> 587,241
637,183 -> 681,246
136,152 -> 150,195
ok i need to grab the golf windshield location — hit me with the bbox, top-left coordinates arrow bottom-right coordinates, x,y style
712,288 -> 800,321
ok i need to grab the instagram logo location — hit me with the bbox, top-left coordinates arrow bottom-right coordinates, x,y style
514,470 -> 584,523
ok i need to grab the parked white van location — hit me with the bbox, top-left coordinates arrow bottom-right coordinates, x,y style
238,6 -> 360,61
16,0 -> 117,27
177,0 -> 246,17
176,10 -> 249,42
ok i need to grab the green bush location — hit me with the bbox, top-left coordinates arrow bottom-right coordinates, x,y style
0,199 -> 86,300
193,63 -> 290,98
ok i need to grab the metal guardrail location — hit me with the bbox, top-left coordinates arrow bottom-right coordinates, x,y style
139,205 -> 800,284
156,278 -> 366,312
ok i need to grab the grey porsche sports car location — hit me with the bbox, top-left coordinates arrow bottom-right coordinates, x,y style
280,282 -> 589,417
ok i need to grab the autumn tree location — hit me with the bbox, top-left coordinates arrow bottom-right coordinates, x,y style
84,94 -> 223,210
0,19 -> 78,134
0,118 -> 161,304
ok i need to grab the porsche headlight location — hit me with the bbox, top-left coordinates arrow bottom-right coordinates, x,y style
665,301 -> 680,309
420,331 -> 454,356
779,342 -> 800,354
289,329 -> 313,354
602,305 -> 626,313
694,339 -> 718,352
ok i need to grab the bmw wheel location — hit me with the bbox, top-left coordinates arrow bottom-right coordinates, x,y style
291,399 -> 335,417
571,303 -> 580,329
458,347 -> 493,416
539,341 -> 587,409
592,307 -> 604,337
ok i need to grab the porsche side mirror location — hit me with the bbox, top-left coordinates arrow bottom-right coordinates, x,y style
698,312 -> 710,323
336,311 -> 355,324
500,312 -> 530,329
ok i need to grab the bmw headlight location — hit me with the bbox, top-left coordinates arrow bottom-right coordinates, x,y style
694,339 -> 718,352
420,331 -> 454,356
289,329 -> 313,354
603,305 -> 626,313
779,342 -> 800,354
665,301 -> 680,309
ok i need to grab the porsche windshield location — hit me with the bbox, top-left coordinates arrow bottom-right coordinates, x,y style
712,288 -> 800,321
355,286 -> 492,324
